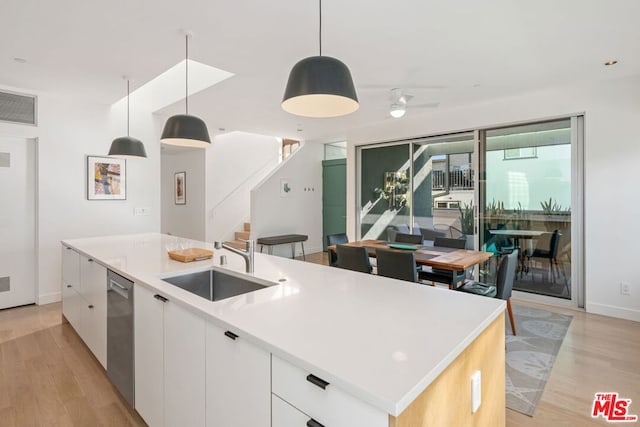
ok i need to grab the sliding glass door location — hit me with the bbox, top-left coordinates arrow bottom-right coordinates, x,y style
479,119 -> 575,300
356,117 -> 582,305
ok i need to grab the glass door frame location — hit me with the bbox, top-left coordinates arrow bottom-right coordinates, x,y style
476,116 -> 584,309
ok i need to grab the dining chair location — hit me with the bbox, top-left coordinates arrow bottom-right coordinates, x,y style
326,233 -> 349,267
418,237 -> 467,287
527,230 -> 568,293
457,249 -> 518,335
393,233 -> 423,244
375,248 -> 418,282
335,244 -> 372,273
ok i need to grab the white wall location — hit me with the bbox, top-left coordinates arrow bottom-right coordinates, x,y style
205,132 -> 280,243
346,75 -> 640,321
251,143 -> 324,257
161,148 -> 206,240
0,84 -> 161,304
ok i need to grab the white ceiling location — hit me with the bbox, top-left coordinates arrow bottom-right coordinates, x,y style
1,0 -> 639,142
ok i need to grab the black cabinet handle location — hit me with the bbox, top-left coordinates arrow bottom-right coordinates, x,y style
88,258 -> 94,262
306,374 -> 329,390
66,284 -> 72,288
307,419 -> 325,427
154,294 -> 168,303
88,305 -> 94,309
65,247 -> 72,250
224,331 -> 238,340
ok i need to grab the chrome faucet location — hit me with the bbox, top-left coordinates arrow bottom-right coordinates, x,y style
214,239 -> 254,274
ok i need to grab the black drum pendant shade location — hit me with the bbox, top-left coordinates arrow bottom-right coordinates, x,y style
109,79 -> 147,158
161,114 -> 210,148
282,0 -> 358,118
282,56 -> 358,118
161,33 -> 211,148
109,136 -> 147,158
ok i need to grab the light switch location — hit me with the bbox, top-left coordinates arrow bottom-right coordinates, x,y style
134,207 -> 150,216
471,370 -> 481,413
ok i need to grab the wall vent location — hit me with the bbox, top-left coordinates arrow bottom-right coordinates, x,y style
0,152 -> 9,168
0,276 -> 9,293
0,90 -> 37,125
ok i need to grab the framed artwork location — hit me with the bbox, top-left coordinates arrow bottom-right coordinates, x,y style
280,178 -> 291,197
87,156 -> 126,200
174,171 -> 186,205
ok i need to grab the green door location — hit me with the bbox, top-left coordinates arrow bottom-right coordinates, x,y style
322,159 -> 347,251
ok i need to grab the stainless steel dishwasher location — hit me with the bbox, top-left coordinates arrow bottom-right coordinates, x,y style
107,270 -> 134,406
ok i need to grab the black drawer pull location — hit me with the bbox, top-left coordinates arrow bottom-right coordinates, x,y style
307,419 -> 324,427
88,305 -> 94,309
66,284 -> 72,288
88,258 -> 94,262
224,331 -> 238,340
154,294 -> 168,303
306,374 -> 329,390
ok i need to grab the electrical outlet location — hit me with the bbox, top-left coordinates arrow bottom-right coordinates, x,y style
620,282 -> 631,296
471,370 -> 482,413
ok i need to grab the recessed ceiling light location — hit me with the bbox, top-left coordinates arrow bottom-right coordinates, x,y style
604,60 -> 618,66
13,57 -> 27,63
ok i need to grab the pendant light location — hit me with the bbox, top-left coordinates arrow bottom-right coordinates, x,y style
282,0 -> 358,118
108,78 -> 147,158
161,33 -> 211,148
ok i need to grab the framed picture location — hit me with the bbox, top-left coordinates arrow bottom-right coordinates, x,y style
174,171 -> 186,205
87,156 -> 126,200
280,178 -> 291,198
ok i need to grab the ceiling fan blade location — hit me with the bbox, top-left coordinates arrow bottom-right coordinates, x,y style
411,102 -> 440,109
360,84 -> 446,90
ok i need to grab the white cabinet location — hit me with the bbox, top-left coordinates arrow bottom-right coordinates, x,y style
79,256 -> 107,367
205,321 -> 270,427
61,245 -> 107,368
272,355 -> 387,427
272,394 -> 312,427
134,284 -> 206,427
61,246 -> 81,328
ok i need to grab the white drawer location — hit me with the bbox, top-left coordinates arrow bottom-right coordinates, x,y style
272,394 -> 313,427
272,355 -> 387,427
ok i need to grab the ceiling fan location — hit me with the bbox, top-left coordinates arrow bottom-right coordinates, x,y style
388,88 -> 439,118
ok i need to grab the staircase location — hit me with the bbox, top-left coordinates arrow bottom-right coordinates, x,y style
225,222 -> 251,250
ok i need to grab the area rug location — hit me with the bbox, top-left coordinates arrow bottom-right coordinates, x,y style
506,304 -> 572,416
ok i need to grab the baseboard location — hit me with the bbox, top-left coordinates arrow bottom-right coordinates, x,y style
38,291 -> 61,305
586,302 -> 640,322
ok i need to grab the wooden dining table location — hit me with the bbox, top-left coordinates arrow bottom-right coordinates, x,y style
329,239 -> 493,280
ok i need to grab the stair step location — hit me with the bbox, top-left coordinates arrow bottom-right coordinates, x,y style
244,222 -> 251,232
235,231 -> 250,240
224,240 -> 247,250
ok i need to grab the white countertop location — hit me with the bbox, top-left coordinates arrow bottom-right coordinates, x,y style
62,233 -> 505,416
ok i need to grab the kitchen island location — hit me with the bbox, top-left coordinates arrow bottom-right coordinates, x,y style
61,233 -> 506,427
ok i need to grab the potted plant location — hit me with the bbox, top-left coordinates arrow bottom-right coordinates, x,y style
458,202 -> 475,248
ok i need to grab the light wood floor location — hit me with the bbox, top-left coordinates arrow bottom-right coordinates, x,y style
1,254 -> 638,426
0,303 -> 145,426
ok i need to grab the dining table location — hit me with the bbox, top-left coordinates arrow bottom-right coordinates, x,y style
488,229 -> 549,275
328,239 -> 493,287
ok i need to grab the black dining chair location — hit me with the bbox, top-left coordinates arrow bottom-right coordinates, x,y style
326,233 -> 349,267
336,244 -> 372,274
419,237 -> 467,287
527,230 -> 568,293
376,248 -> 418,282
457,249 -> 518,335
393,233 -> 423,244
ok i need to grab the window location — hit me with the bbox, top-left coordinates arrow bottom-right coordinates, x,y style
504,147 -> 537,160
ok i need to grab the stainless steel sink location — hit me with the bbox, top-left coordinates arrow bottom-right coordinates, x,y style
162,269 -> 267,301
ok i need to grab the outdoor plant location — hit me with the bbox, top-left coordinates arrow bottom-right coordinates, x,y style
458,202 -> 474,235
486,199 -> 505,216
540,197 -> 570,215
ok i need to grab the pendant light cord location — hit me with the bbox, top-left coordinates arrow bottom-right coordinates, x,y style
126,79 -> 130,137
185,34 -> 189,115
319,0 -> 322,56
